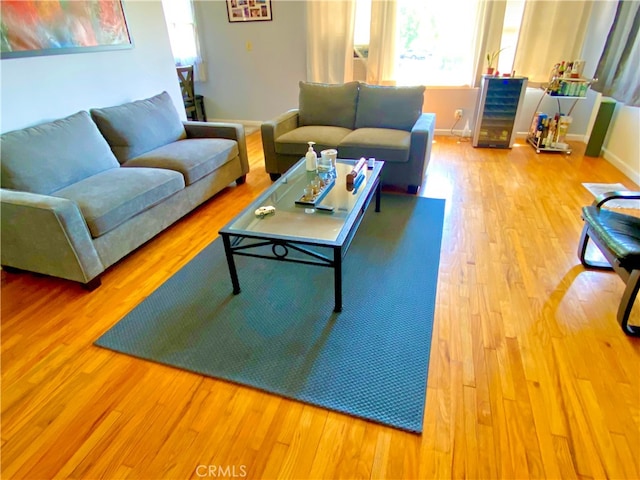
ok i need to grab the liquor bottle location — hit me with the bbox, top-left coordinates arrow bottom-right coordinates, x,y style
565,62 -> 573,78
536,114 -> 547,147
558,61 -> 566,77
541,118 -> 549,147
546,118 -> 556,147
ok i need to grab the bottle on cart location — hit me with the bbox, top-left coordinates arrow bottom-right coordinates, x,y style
546,118 -> 557,146
558,61 -> 566,77
536,114 -> 547,147
565,62 -> 573,78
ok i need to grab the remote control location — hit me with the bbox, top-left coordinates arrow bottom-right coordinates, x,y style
316,205 -> 334,213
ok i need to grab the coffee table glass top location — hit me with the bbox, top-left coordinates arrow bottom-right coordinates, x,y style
221,158 -> 382,244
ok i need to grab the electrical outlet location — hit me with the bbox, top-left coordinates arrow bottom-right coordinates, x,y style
454,109 -> 463,120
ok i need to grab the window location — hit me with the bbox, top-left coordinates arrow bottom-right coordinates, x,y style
497,0 -> 525,76
354,0 -> 371,58
354,0 -> 526,86
395,0 -> 480,86
162,0 -> 204,79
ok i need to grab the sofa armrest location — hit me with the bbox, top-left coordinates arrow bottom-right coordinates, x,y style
409,113 -> 436,171
1,189 -> 104,284
261,109 -> 299,174
183,121 -> 249,176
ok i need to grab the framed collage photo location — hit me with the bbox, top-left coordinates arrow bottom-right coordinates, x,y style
227,0 -> 272,22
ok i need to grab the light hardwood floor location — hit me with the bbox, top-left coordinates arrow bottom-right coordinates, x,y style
2,133 -> 639,480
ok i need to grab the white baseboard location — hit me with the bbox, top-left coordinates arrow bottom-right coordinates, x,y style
439,129 -> 588,142
435,128 -> 469,137
602,147 -> 640,185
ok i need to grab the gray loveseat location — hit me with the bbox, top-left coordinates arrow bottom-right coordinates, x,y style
1,91 -> 249,289
261,81 -> 436,193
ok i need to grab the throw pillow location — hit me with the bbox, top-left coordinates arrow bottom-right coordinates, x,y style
298,81 -> 360,130
355,84 -> 425,131
91,91 -> 187,163
0,111 -> 119,195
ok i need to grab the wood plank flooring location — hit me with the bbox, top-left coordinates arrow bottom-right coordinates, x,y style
2,133 -> 639,479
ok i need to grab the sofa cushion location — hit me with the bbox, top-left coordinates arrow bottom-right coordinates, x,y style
355,84 -> 425,131
338,128 -> 411,163
298,81 -> 360,129
90,91 -> 187,164
0,111 -> 119,195
52,167 -> 184,238
275,125 -> 352,156
122,138 -> 239,186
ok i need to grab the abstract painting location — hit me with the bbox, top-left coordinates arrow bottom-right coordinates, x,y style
1,1 -> 132,59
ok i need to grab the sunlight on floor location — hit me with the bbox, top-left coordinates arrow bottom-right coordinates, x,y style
423,169 -> 453,200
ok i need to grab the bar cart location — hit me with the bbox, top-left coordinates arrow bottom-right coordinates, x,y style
527,77 -> 593,154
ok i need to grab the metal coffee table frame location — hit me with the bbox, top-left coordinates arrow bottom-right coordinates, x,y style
219,159 -> 383,312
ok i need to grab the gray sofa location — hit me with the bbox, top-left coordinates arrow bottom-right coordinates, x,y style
261,81 -> 436,193
1,91 -> 249,289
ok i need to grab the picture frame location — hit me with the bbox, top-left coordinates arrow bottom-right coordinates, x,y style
227,0 -> 272,23
1,0 -> 133,60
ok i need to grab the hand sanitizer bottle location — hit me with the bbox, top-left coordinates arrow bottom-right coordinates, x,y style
305,141 -> 317,172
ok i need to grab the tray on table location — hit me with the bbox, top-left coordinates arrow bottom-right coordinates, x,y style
294,176 -> 335,207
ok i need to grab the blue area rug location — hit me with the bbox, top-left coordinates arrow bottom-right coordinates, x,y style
95,194 -> 445,433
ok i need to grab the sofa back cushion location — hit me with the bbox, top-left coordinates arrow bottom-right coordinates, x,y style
355,84 -> 425,131
298,81 -> 360,129
90,91 -> 187,163
0,111 -> 119,195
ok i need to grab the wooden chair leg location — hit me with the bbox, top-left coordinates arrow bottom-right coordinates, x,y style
618,269 -> 640,336
195,101 -> 204,122
199,97 -> 207,122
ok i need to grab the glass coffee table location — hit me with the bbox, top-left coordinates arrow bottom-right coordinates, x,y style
219,157 -> 383,312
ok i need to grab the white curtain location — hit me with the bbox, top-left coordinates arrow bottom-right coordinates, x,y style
513,1 -> 593,84
366,0 -> 397,85
471,0 -> 507,87
307,0 -> 356,83
162,0 -> 207,82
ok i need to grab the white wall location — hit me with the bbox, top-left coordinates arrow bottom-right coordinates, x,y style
194,0 -> 306,123
0,1 -> 184,134
603,105 -> 640,185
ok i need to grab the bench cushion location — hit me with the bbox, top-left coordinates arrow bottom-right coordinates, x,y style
123,138 -> 239,186
0,111 -> 119,195
91,91 -> 187,164
338,128 -> 411,163
355,84 -> 425,131
298,81 -> 360,130
52,167 -> 184,238
582,206 -> 640,268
